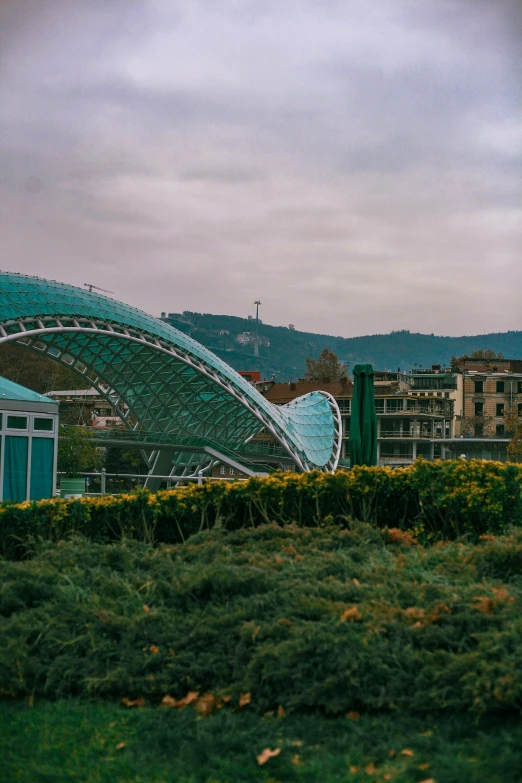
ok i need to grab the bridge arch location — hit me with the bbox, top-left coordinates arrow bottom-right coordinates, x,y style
0,273 -> 342,476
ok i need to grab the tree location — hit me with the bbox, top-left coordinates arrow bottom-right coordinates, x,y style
58,426 -> 104,477
0,343 -> 80,393
504,408 -> 522,462
451,349 -> 504,369
303,348 -> 348,382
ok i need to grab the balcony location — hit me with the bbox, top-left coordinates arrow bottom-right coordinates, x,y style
379,430 -> 446,439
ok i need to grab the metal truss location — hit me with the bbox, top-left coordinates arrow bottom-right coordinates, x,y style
0,273 -> 342,475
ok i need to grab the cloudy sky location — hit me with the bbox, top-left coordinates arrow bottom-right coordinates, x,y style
1,0 -> 520,337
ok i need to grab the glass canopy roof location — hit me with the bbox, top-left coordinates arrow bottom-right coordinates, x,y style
0,272 -> 341,473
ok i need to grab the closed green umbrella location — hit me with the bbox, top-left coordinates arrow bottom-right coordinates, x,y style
349,364 -> 378,466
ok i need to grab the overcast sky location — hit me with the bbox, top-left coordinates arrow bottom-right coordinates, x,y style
1,0 -> 521,337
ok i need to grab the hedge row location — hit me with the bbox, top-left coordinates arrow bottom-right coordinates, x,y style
1,460 -> 522,558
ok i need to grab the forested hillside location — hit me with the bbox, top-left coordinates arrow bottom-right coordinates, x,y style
188,312 -> 522,380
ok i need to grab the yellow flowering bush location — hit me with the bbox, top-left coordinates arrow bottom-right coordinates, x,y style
0,460 -> 521,558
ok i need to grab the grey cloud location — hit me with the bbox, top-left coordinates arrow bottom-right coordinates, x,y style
0,0 -> 520,336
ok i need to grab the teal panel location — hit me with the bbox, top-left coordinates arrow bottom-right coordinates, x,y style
30,437 -> 55,500
3,436 -> 29,502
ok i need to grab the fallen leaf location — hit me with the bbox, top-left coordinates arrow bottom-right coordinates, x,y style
492,587 -> 513,602
277,705 -> 286,718
400,748 -> 414,757
419,763 -> 430,770
257,747 -> 281,765
349,766 -> 360,774
195,693 -> 216,718
221,695 -> 232,704
142,604 -> 151,613
168,648 -> 175,657
239,692 -> 252,708
419,731 -> 432,737
121,697 -> 145,708
419,779 -> 435,783
383,775 -> 392,781
341,606 -> 362,622
28,695 -> 34,708
149,645 -> 159,655
116,742 -> 125,750
161,691 -> 199,709
365,762 -> 377,774
346,711 -> 360,721
179,691 -> 199,707
473,596 -> 495,614
278,618 -> 292,626
292,740 -> 303,747
389,749 -> 396,758
146,674 -> 155,681
385,528 -> 417,545
353,578 -> 361,587
291,754 -> 300,765
405,607 -> 425,620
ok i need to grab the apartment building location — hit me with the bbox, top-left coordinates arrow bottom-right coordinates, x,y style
44,388 -> 127,427
262,377 -> 453,467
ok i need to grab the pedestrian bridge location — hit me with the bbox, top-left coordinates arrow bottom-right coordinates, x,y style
0,272 -> 341,480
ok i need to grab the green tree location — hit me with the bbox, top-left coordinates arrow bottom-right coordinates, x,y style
303,348 -> 348,382
0,343 -> 80,393
58,426 -> 104,477
504,408 -> 522,462
451,349 -> 504,369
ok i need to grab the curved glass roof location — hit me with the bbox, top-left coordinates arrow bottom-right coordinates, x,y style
0,272 -> 341,471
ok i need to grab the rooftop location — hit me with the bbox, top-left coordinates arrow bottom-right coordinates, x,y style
0,375 -> 56,405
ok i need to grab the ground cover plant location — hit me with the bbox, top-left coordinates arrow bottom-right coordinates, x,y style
1,460 -> 522,560
2,523 -> 522,714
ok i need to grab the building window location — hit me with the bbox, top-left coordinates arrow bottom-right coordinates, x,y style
474,402 -> 484,416
34,418 -> 54,432
229,467 -> 235,475
220,465 -> 226,475
496,381 -> 505,393
496,424 -> 505,437
518,403 -> 522,416
474,380 -> 484,393
7,415 -> 28,430
518,381 -> 522,394
496,403 -> 504,417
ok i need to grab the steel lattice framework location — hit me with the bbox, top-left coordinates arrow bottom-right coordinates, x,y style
0,273 -> 342,476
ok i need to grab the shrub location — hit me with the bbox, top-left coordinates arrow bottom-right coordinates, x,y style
0,460 -> 521,559
2,526 -> 522,715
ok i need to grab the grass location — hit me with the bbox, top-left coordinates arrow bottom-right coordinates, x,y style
2,700 -> 522,783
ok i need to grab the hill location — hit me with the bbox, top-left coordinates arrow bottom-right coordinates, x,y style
186,311 -> 522,380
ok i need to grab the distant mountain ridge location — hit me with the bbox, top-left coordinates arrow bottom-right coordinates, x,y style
185,312 -> 522,380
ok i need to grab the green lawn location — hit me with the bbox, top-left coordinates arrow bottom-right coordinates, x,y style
2,700 -> 522,783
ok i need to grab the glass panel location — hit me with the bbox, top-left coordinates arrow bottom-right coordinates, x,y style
30,437 -> 55,500
7,415 -> 28,430
3,436 -> 29,502
34,418 -> 54,432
